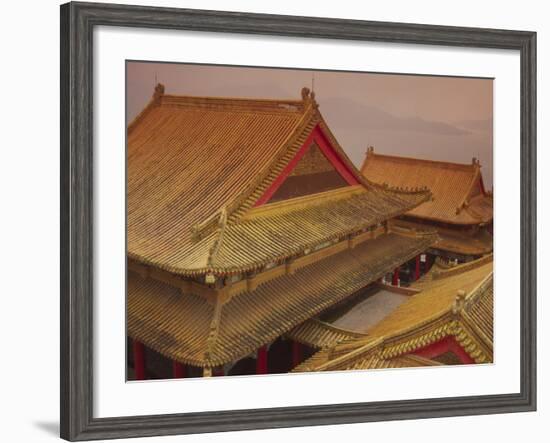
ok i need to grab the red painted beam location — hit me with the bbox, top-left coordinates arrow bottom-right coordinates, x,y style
132,340 -> 146,380
292,341 -> 303,368
254,125 -> 359,207
413,336 -> 475,364
256,345 -> 268,374
172,361 -> 186,378
312,126 -> 359,186
479,177 -> 486,195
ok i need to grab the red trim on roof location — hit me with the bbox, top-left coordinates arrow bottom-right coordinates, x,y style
254,124 -> 359,206
412,336 -> 475,364
478,176 -> 486,195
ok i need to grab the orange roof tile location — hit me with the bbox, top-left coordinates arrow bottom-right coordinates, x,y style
294,256 -> 493,372
287,318 -> 368,349
361,149 -> 493,225
128,86 -> 431,276
128,232 -> 436,368
393,219 -> 493,256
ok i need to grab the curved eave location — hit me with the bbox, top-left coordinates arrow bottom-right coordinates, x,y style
402,211 -> 493,227
128,186 -> 431,277
128,232 -> 436,368
433,238 -> 493,256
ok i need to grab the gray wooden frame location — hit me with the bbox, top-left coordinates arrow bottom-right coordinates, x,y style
60,1 -> 537,441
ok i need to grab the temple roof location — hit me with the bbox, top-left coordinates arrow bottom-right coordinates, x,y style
393,219 -> 493,256
128,86 -> 431,276
294,255 -> 493,372
288,284 -> 416,349
128,231 -> 436,368
360,149 -> 493,226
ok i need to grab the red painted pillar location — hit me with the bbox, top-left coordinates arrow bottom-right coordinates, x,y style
213,367 -> 225,377
415,255 -> 421,280
292,341 -> 303,368
132,340 -> 146,380
172,361 -> 186,378
256,345 -> 268,374
392,267 -> 400,286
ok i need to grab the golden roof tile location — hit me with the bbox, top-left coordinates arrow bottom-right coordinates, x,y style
392,219 -> 493,256
361,149 -> 493,225
294,256 -> 493,372
128,87 -> 432,276
286,318 -> 368,349
128,232 -> 436,368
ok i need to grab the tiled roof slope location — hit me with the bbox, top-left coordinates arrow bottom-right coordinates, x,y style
128,232 -> 436,368
393,219 -> 493,256
361,149 -> 493,225
287,318 -> 368,349
294,257 -> 493,372
128,86 -> 431,276
204,186 -> 428,275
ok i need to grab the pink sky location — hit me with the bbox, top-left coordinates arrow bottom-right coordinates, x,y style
127,62 -> 493,187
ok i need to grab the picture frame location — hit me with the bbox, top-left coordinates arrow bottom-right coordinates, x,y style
60,1 -> 537,441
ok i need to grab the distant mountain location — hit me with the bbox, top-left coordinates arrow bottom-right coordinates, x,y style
318,97 -> 470,136
456,118 -> 493,132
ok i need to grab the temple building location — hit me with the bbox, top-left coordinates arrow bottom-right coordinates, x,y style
361,148 -> 493,265
293,255 -> 493,372
126,84 -> 437,380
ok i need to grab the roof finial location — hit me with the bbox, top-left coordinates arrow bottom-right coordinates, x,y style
452,289 -> 467,314
366,145 -> 374,156
301,86 -> 318,109
153,82 -> 165,101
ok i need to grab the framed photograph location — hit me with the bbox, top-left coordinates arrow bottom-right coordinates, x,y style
60,1 -> 536,441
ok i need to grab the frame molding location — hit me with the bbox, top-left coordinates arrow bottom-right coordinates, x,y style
60,2 -> 536,440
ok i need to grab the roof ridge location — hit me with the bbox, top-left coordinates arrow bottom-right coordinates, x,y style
455,163 -> 484,217
364,149 -> 479,172
127,83 -> 165,134
314,117 -> 376,190
463,271 -> 493,308
206,207 -> 228,268
242,186 -> 365,219
159,94 -> 306,112
432,254 -> 493,280
148,82 -> 308,114
315,337 -> 383,371
203,296 -> 224,369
